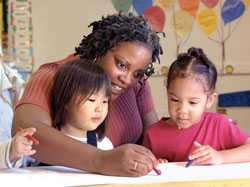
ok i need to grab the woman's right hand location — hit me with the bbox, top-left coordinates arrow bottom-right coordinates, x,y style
95,144 -> 158,177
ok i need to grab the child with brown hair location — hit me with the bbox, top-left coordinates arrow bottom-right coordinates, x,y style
143,47 -> 250,165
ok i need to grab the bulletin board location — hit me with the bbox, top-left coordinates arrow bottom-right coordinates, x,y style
8,0 -> 34,72
1,0 -> 33,75
111,0 -> 250,77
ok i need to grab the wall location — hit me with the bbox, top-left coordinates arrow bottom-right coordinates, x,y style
31,0 -> 250,132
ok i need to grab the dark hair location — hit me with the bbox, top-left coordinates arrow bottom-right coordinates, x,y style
167,47 -> 217,93
50,59 -> 111,139
75,12 -> 163,78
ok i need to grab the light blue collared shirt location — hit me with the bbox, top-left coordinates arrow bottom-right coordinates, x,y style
0,89 -> 13,142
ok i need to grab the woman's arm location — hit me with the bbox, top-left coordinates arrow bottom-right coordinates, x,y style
135,81 -> 159,129
13,104 -> 157,176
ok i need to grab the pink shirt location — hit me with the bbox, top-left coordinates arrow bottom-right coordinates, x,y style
16,55 -> 155,146
143,112 -> 249,161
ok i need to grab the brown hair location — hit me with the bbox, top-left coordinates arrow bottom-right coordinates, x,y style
167,47 -> 217,93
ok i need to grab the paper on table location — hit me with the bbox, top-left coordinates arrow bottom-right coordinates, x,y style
1,162 -> 250,187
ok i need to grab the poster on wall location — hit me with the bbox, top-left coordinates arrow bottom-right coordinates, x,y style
1,0 -> 9,55
111,0 -> 250,77
9,0 -> 33,73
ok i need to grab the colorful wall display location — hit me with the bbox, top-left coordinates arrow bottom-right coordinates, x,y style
9,0 -> 33,72
0,0 -> 8,55
111,0 -> 250,76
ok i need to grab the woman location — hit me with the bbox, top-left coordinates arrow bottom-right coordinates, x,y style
13,13 -> 163,176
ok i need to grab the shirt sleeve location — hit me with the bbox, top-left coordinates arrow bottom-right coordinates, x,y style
220,115 -> 249,149
5,139 -> 24,168
134,80 -> 155,115
15,63 -> 57,113
0,141 -> 9,168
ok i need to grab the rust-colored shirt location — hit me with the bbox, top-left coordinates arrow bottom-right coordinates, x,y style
16,54 -> 155,146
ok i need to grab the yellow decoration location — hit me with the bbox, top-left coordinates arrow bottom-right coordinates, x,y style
155,0 -> 176,10
243,0 -> 250,6
160,66 -> 169,76
225,65 -> 234,74
197,9 -> 217,35
171,10 -> 193,38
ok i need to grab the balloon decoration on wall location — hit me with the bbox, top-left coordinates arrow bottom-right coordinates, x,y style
171,9 -> 194,54
111,0 -> 249,76
133,0 -> 153,15
144,6 -> 165,32
197,9 -> 217,35
199,0 -> 247,74
221,0 -> 245,24
171,10 -> 193,38
178,0 -> 200,17
155,0 -> 176,10
201,0 -> 219,8
111,0 -> 132,13
243,0 -> 250,6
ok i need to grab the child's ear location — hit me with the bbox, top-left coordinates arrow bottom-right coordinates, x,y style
206,92 -> 217,109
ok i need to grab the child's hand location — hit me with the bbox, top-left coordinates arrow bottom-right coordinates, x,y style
9,128 -> 37,162
158,158 -> 168,163
189,144 -> 223,165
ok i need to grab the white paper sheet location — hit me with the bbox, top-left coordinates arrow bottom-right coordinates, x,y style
1,162 -> 250,187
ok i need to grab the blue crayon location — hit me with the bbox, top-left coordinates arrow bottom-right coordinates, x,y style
185,159 -> 194,168
186,141 -> 202,168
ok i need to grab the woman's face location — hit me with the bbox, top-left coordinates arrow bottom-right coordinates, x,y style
98,42 -> 152,100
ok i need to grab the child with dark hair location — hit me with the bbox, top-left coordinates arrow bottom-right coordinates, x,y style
143,47 -> 250,165
50,59 -> 113,149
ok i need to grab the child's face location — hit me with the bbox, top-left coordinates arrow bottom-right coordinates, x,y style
167,77 -> 215,129
65,88 -> 109,134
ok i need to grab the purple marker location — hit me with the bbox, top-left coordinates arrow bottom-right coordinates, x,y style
185,141 -> 202,168
153,167 -> 161,175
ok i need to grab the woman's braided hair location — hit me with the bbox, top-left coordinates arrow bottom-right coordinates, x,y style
75,12 -> 163,78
